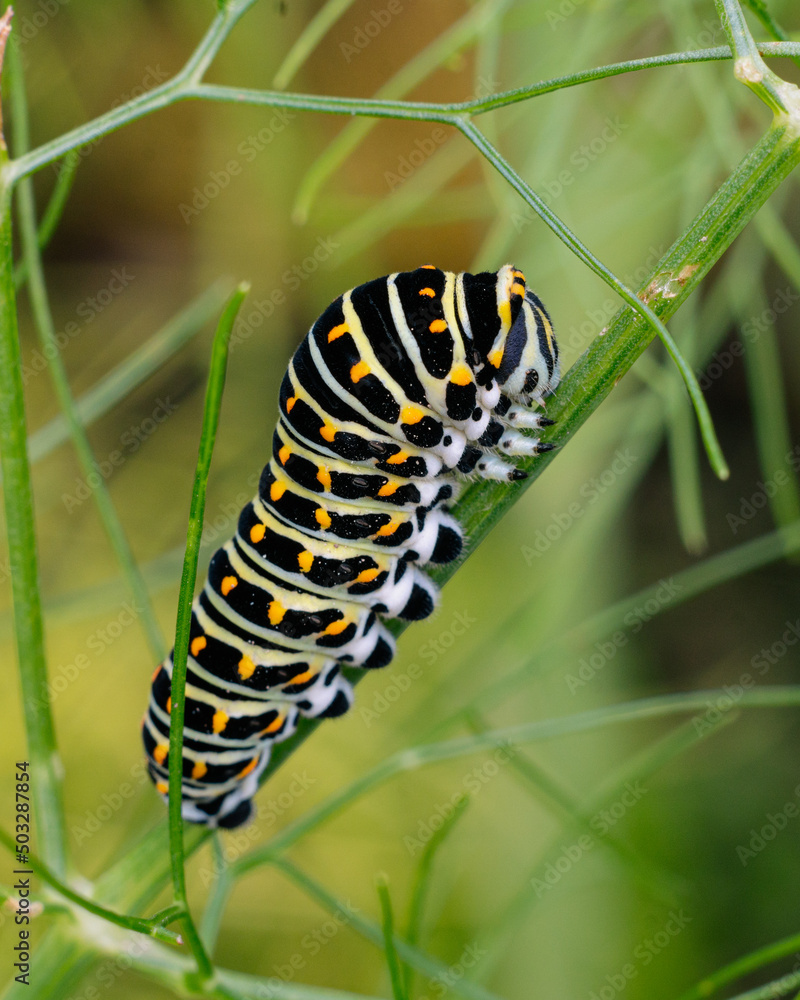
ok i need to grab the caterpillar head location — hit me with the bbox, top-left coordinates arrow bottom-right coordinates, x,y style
463,264 -> 560,403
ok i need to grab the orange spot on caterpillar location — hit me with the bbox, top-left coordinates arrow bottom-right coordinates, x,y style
154,744 -> 168,765
269,481 -> 286,502
355,568 -> 380,584
268,601 -> 286,625
221,575 -> 238,596
385,451 -> 408,465
297,551 -> 314,573
261,714 -> 285,734
377,481 -> 398,496
429,319 -> 447,334
212,710 -> 228,734
288,668 -> 315,686
401,405 -> 424,425
286,396 -> 297,412
237,757 -> 259,779
278,444 -> 291,465
315,507 -> 332,529
191,762 -> 207,780
320,423 -> 337,442
324,618 -> 349,635
328,322 -> 349,342
450,366 -> 472,386
317,465 -> 332,491
250,523 -> 266,543
418,287 -> 436,298
350,360 -> 370,382
190,636 -> 207,658
376,520 -> 399,537
238,655 -> 256,680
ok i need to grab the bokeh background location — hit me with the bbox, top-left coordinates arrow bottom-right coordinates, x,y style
2,0 -> 800,997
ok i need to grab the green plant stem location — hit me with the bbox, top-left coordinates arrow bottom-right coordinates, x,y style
404,796 -> 469,996
0,827 -> 180,944
167,285 -> 248,984
9,44 -> 166,663
271,0 -> 357,89
272,858 -> 503,1000
376,876 -> 408,1000
5,43 -> 800,184
677,929 -> 800,1000
715,0 -> 796,114
457,118 -> 727,478
13,149 -> 79,288
0,181 -> 68,877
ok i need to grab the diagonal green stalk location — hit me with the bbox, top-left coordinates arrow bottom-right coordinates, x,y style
0,124 -> 68,882
13,150 -> 79,288
457,118 -> 728,478
404,795 -> 468,996
166,285 -> 248,984
272,858 -> 504,1000
9,43 -> 166,663
272,0 -> 358,89
376,876 -> 409,1000
677,929 -> 800,1000
0,826 -> 181,944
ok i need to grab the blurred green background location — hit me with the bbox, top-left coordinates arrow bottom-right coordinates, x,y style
1,0 -> 800,997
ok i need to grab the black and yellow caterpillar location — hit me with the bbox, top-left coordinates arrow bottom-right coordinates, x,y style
142,264 -> 560,828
